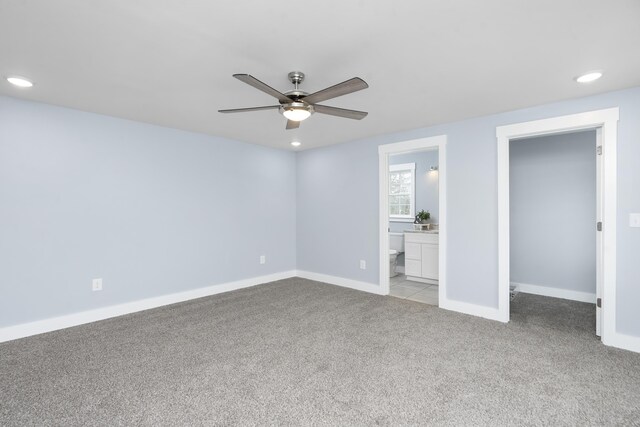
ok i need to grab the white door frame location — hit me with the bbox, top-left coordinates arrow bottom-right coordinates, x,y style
378,135 -> 447,300
496,108 -> 618,345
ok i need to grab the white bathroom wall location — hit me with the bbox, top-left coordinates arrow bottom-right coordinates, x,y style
510,131 -> 597,299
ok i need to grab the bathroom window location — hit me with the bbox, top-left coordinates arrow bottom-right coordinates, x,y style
389,163 -> 415,220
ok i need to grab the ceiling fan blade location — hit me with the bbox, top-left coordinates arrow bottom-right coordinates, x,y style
286,120 -> 300,130
313,104 -> 368,120
233,74 -> 292,103
303,77 -> 368,104
218,105 -> 280,114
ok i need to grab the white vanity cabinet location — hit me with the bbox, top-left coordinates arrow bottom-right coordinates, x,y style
404,232 -> 439,283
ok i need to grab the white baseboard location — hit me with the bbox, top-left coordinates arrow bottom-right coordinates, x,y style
406,276 -> 438,285
6,270 -> 636,354
605,332 -> 640,354
295,270 -> 385,295
511,282 -> 596,303
439,298 -> 506,322
0,270 -> 297,343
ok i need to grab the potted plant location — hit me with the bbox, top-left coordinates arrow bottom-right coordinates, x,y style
415,209 -> 430,223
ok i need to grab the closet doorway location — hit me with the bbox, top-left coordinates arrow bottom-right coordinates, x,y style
509,130 -> 597,334
497,108 -> 619,343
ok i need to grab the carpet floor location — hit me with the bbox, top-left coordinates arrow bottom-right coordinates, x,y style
1,278 -> 639,426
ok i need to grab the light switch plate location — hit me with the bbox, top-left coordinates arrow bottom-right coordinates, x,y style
359,260 -> 366,270
630,213 -> 640,228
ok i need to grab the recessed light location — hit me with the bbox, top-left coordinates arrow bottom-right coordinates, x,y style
575,71 -> 603,84
290,141 -> 301,147
6,76 -> 34,88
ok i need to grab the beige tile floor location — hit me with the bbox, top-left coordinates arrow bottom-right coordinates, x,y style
389,274 -> 439,306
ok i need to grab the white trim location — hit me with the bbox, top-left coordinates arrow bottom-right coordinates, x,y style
439,298 -> 504,322
295,270 -> 385,295
405,276 -> 438,285
379,148 -> 389,293
378,136 -> 447,306
605,333 -> 640,354
0,270 -> 297,343
389,216 -> 416,221
596,127 -> 603,336
389,162 -> 415,172
511,282 -> 596,304
497,108 -> 620,345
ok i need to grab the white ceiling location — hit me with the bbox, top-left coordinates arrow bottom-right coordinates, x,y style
1,1 -> 639,151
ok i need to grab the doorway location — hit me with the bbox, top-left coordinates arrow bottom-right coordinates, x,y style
496,108 -> 619,344
378,135 -> 447,304
509,130 -> 598,333
387,148 -> 440,305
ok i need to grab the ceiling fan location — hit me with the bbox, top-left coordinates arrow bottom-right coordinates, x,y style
219,71 -> 369,130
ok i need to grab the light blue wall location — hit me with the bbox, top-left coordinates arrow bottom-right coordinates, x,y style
389,149 -> 439,233
510,131 -> 596,294
296,138 -> 378,283
296,86 -> 640,337
0,96 -> 297,327
3,86 -> 640,339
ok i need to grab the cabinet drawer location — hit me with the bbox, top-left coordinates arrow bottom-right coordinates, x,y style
405,260 -> 421,277
404,232 -> 438,244
405,242 -> 421,260
421,244 -> 439,280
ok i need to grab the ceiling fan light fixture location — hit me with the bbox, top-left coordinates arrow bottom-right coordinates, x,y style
283,108 -> 311,121
281,102 -> 313,121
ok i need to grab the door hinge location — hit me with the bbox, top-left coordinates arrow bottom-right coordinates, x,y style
597,145 -> 603,155
597,298 -> 602,308
597,221 -> 602,231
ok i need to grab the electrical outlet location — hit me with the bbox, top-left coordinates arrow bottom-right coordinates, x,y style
92,278 -> 103,291
260,255 -> 266,265
630,213 -> 640,228
359,260 -> 366,270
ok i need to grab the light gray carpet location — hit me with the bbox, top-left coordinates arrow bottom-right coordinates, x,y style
1,278 -> 639,426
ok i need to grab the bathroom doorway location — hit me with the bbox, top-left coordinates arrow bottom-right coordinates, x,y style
388,148 -> 440,304
378,136 -> 447,305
